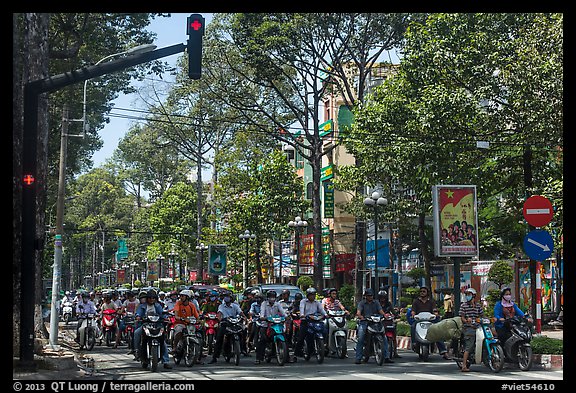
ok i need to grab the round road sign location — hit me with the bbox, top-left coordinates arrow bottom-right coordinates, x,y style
523,195 -> 553,227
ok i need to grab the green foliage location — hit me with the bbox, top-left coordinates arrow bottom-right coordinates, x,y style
487,260 -> 514,289
406,267 -> 425,281
296,275 -> 314,290
338,284 -> 357,315
531,336 -> 563,355
404,287 -> 421,300
397,321 -> 411,337
133,280 -> 142,288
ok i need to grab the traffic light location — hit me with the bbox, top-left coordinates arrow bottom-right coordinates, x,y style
187,14 -> 205,79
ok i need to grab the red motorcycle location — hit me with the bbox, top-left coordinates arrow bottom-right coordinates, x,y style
383,311 -> 398,358
122,312 -> 136,349
204,312 -> 219,355
101,309 -> 118,347
291,311 -> 302,349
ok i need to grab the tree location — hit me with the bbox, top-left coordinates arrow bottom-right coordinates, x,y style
487,260 -> 514,290
338,13 -> 563,289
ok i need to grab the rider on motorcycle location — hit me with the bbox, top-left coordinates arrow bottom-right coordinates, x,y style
378,290 -> 400,358
354,288 -> 391,364
247,290 -> 264,349
293,287 -> 326,358
133,289 -> 172,369
459,287 -> 483,372
254,290 -> 287,364
74,291 -> 96,343
201,290 -> 221,314
119,291 -> 139,353
99,292 -> 121,348
207,291 -> 246,364
164,290 -> 179,312
410,286 -> 451,360
493,287 -> 529,343
322,288 -> 350,357
171,290 -> 200,355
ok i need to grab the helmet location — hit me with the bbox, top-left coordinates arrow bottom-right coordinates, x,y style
209,290 -> 218,296
251,289 -> 261,297
306,287 -> 317,296
65,291 -> 71,296
180,289 -> 193,298
125,291 -> 134,298
158,291 -> 166,297
103,292 -> 112,299
363,288 -> 374,296
194,292 -> 200,298
294,293 -> 303,301
169,290 -> 178,297
146,289 -> 158,299
465,287 -> 476,295
281,289 -> 290,296
378,290 -> 387,299
267,290 -> 277,299
80,291 -> 89,298
328,288 -> 337,295
138,290 -> 147,299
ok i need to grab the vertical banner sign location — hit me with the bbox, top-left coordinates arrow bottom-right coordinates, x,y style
323,181 -> 335,218
116,269 -> 126,284
208,244 -> 227,276
299,234 -> 314,275
116,238 -> 129,262
432,185 -> 479,257
322,227 -> 332,279
147,262 -> 158,282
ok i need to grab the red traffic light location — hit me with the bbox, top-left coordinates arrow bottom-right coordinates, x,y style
23,174 -> 35,185
187,14 -> 205,35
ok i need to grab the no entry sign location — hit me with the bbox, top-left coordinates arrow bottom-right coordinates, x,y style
523,195 -> 553,227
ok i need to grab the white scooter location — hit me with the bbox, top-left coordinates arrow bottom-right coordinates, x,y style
411,311 -> 437,361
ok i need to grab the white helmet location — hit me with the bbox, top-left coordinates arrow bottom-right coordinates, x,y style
180,290 -> 193,298
465,288 -> 477,296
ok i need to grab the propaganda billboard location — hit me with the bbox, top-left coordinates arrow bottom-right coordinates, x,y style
432,185 -> 479,258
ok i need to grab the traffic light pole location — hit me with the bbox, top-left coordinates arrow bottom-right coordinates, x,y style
19,42 -> 186,368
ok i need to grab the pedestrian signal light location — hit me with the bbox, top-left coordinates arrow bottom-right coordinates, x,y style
186,14 -> 204,80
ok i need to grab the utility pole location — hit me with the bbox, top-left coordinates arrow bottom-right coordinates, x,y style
48,105 -> 69,348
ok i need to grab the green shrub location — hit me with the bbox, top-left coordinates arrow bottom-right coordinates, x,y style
338,284 -> 357,316
531,336 -> 563,355
397,321 -> 411,337
296,275 -> 313,290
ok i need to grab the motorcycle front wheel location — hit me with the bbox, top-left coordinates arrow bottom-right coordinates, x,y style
315,337 -> 325,364
418,343 -> 430,361
233,338 -> 241,366
485,343 -> 504,373
517,344 -> 533,371
86,328 -> 96,351
184,340 -> 196,367
373,335 -> 384,366
336,335 -> 347,359
150,343 -> 159,372
275,339 -> 287,366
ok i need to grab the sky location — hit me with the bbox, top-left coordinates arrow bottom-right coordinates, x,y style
90,13 -> 213,168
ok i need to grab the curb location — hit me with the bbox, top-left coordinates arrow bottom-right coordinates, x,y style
347,331 -> 562,370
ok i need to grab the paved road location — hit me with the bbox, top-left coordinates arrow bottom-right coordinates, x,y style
13,322 -> 563,382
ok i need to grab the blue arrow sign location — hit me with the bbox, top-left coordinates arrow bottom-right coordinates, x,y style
523,229 -> 554,261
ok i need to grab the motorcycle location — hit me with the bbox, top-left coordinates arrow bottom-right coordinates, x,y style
101,309 -> 118,347
173,316 -> 203,367
164,311 -> 176,350
203,312 -> 219,356
291,311 -> 302,349
221,316 -> 245,366
501,315 -> 533,371
361,314 -> 386,366
263,315 -> 288,366
411,311 -> 436,361
122,312 -> 136,350
61,300 -> 74,325
325,309 -> 348,359
454,317 -> 505,373
303,313 -> 325,364
383,310 -> 399,358
77,313 -> 96,351
249,312 -> 268,353
140,310 -> 166,372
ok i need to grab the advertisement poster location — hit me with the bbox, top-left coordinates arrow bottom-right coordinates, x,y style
432,185 -> 479,257
208,245 -> 227,276
116,269 -> 126,284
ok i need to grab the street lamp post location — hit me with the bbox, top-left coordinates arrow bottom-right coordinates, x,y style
195,243 -> 208,283
364,191 -> 388,291
288,216 -> 308,283
157,255 -> 164,288
239,230 -> 256,289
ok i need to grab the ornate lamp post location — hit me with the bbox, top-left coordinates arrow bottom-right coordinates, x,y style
195,243 -> 208,283
239,230 -> 256,289
364,191 -> 388,290
288,216 -> 308,283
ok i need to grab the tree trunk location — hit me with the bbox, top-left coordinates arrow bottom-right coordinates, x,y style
418,212 -> 432,290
